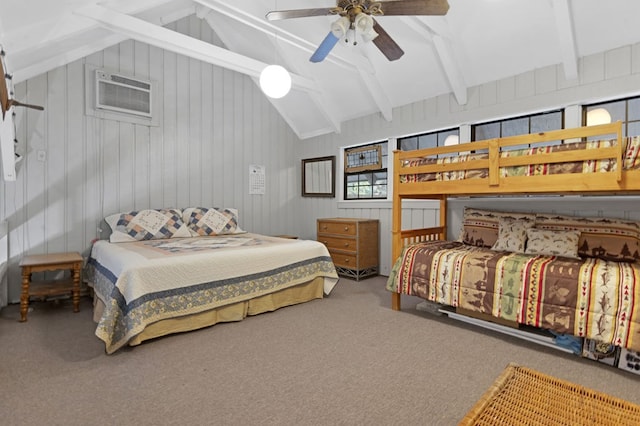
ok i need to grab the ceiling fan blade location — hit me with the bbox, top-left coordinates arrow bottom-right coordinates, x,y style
375,0 -> 449,16
266,8 -> 335,21
371,20 -> 404,61
310,32 -> 341,63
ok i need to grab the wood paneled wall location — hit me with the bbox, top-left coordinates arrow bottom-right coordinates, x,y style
2,16 -> 640,303
0,16 -> 300,303
296,42 -> 640,277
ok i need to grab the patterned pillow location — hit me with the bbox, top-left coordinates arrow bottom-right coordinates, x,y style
534,212 -> 640,263
182,207 -> 245,236
525,228 -> 581,259
491,217 -> 534,253
459,207 -> 536,248
105,209 -> 191,243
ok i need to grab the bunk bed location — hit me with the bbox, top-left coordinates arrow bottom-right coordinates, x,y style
387,121 -> 640,353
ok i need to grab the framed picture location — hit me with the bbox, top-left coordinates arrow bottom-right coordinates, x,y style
302,156 -> 335,197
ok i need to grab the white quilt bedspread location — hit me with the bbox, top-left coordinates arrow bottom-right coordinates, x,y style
86,233 -> 338,353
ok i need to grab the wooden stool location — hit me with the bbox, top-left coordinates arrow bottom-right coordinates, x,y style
19,252 -> 83,322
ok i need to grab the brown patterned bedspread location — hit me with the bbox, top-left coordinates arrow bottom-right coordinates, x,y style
387,240 -> 640,351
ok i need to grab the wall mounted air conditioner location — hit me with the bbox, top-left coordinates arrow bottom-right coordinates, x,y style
95,70 -> 152,118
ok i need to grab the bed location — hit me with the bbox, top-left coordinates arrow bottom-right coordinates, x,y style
85,208 -> 338,354
387,122 -> 640,351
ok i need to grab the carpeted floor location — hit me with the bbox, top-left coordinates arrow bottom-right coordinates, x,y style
1,276 -> 638,425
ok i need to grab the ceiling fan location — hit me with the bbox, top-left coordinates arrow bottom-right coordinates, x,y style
266,0 -> 449,63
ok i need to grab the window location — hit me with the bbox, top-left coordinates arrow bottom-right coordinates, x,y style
397,128 -> 459,152
583,96 -> 640,138
344,141 -> 387,200
344,145 -> 382,173
472,110 -> 563,148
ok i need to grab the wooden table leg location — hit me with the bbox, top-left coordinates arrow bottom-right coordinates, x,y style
20,267 -> 31,322
72,263 -> 81,313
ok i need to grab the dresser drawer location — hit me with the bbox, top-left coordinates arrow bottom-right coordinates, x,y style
317,218 -> 379,281
317,221 -> 357,236
328,251 -> 357,269
318,236 -> 356,253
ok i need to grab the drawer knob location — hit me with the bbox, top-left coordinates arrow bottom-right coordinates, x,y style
344,226 -> 349,231
343,258 -> 350,263
322,241 -> 328,245
344,243 -> 349,247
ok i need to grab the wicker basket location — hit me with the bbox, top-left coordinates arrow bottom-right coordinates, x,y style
460,363 -> 640,426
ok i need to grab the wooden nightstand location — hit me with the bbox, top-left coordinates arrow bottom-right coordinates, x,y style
19,252 -> 83,322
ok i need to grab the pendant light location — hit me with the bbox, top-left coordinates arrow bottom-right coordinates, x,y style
260,1 -> 291,99
260,64 -> 291,99
586,108 -> 612,126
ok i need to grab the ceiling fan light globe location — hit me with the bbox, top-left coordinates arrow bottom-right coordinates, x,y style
331,16 -> 351,38
361,28 -> 378,42
354,13 -> 373,31
354,13 -> 377,42
260,65 -> 291,99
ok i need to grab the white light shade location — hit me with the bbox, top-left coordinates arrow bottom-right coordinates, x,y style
260,65 -> 291,99
355,13 -> 378,42
331,16 -> 351,38
354,13 -> 373,32
586,108 -> 611,126
444,134 -> 459,146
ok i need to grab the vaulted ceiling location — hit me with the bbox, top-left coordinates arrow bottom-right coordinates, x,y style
2,0 -> 640,139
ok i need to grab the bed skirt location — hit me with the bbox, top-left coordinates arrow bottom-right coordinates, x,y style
92,276 -> 325,348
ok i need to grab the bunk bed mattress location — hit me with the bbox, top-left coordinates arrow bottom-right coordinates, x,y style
86,233 -> 339,353
387,240 -> 640,351
400,137 -> 640,183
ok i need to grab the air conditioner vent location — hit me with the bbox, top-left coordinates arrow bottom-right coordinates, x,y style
95,70 -> 152,118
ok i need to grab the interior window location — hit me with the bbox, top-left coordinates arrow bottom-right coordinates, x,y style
344,141 -> 387,200
398,128 -> 460,152
473,111 -> 563,149
583,96 -> 640,139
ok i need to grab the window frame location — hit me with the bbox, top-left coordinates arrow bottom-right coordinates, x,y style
342,141 -> 388,201
397,127 -> 460,152
582,96 -> 640,138
471,110 -> 564,142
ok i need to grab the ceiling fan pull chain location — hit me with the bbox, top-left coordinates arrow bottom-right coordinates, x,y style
352,22 -> 358,45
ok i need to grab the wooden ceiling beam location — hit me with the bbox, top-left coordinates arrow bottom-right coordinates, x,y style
196,0 -> 393,123
197,7 -> 342,135
552,0 -> 579,81
404,17 -> 467,106
75,4 -> 320,94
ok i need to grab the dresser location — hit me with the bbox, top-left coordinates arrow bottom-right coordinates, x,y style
317,218 -> 379,281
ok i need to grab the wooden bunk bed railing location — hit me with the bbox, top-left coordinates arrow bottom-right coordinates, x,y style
394,122 -> 629,197
400,226 -> 445,245
390,121 -> 640,310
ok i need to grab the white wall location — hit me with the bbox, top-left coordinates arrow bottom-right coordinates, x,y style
0,15 -> 300,303
2,17 -> 640,304
296,43 -> 640,277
